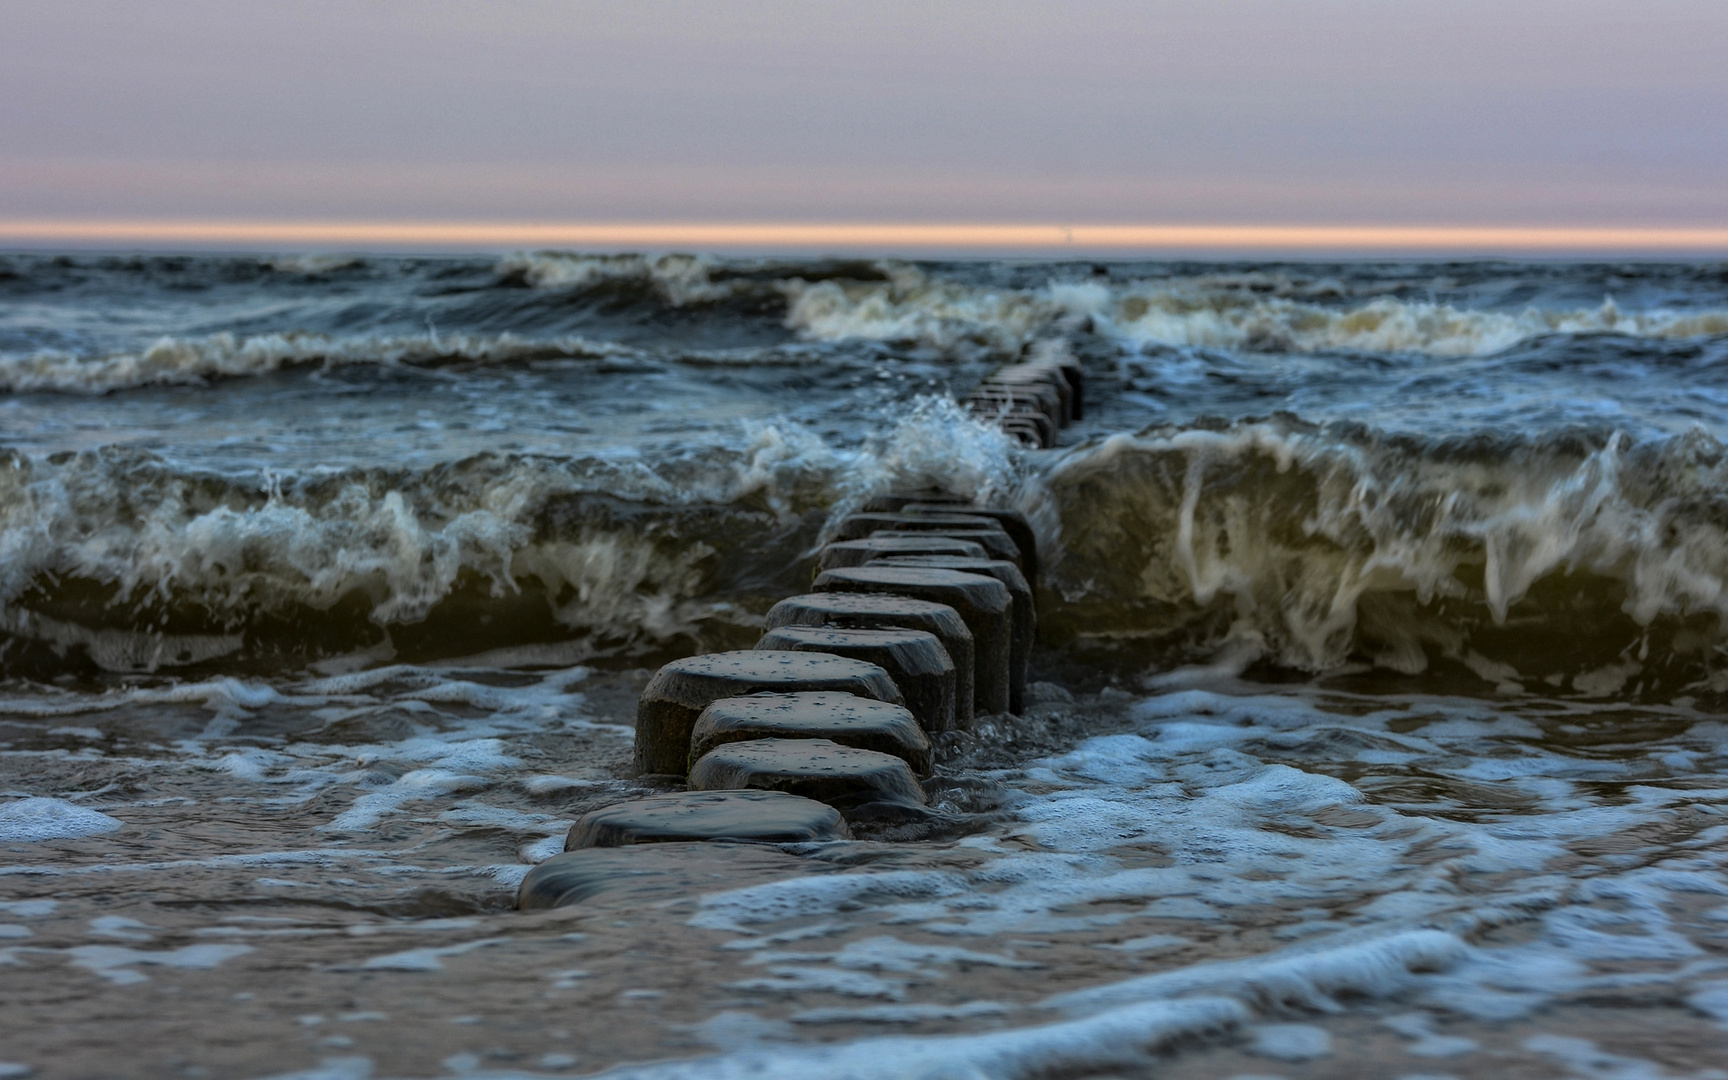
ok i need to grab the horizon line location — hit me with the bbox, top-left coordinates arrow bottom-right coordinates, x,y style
4,219 -> 1728,255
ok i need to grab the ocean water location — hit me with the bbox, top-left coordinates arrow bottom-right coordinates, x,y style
2,251 -> 1728,1078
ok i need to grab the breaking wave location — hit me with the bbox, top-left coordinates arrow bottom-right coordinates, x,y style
783,265 -> 1728,357
0,399 -> 1022,677
1039,418 -> 1728,698
9,257 -> 1727,397
12,396 -> 1728,701
0,332 -> 637,394
783,264 -> 1062,352
1057,281 -> 1728,357
497,251 -> 747,306
514,255 -> 1728,357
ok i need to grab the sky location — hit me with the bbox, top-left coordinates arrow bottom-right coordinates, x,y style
2,0 -> 1726,253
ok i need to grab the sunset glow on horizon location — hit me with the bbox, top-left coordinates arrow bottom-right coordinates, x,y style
6,220 -> 1728,257
6,2 -> 1725,250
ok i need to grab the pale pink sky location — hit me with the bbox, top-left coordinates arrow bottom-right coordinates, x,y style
3,0 -> 1725,250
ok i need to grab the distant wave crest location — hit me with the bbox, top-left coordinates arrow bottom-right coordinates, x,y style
1057,281 -> 1728,356
782,264 -> 1728,355
497,251 -> 745,306
0,332 -> 635,394
10,260 -> 1727,396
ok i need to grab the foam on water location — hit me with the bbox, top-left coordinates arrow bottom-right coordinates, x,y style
587,997 -> 1247,1080
587,679 -> 1728,1075
67,943 -> 253,986
2,643 -> 1725,1074
0,798 -> 123,843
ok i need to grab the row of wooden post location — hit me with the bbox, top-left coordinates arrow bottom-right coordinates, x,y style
518,361 -> 1084,907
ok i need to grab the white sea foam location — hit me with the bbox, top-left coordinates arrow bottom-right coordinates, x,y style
647,683 -> 1728,1073
1249,1023 -> 1332,1061
258,1060 -> 373,1080
34,266 -> 1716,410
4,642 -> 1726,1074
5,255 -> 1726,1076
66,943 -> 252,985
358,937 -> 510,972
588,997 -> 1245,1080
325,769 -> 493,832
88,916 -> 156,941
0,798 -> 123,843
1522,1034 -> 1706,1080
789,1001 -> 1012,1025
730,936 -> 1039,1002
1043,930 -> 1466,1014
1383,1013 -> 1479,1058
1689,981 -> 1728,1026
522,775 -> 603,796
691,871 -> 972,933
10,370 -> 1726,684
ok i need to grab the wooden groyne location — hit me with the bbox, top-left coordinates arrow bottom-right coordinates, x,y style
521,360 -> 1082,908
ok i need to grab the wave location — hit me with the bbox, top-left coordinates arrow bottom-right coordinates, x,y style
783,264 -> 1063,352
261,253 -> 369,276
1038,418 -> 1728,697
5,397 -> 1728,699
0,400 -> 1022,677
498,251 -> 746,306
497,251 -> 896,305
498,256 -> 1066,354
12,397 -> 1728,701
1057,283 -> 1728,357
0,332 -> 644,394
702,259 -> 1728,357
14,259 -> 1726,398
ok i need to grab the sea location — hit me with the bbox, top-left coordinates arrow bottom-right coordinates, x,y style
2,250 -> 1727,1079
